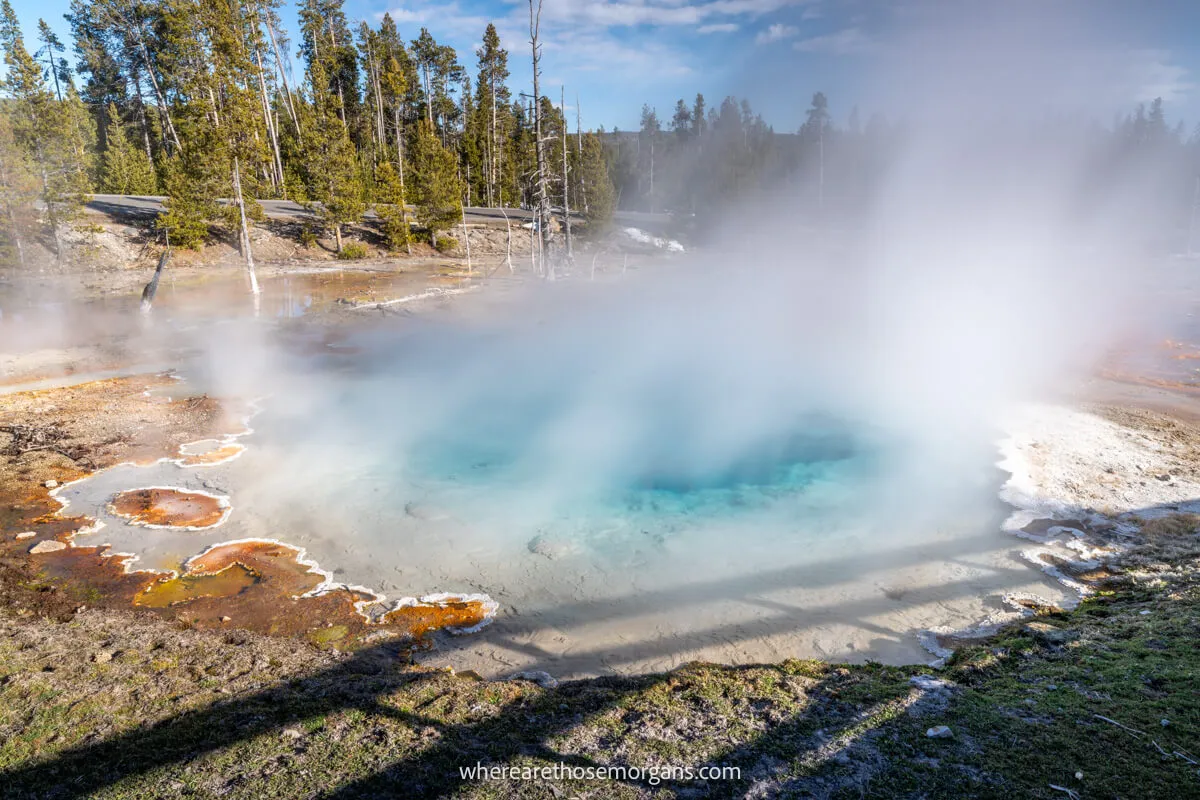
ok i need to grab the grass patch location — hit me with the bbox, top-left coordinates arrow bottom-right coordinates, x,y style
0,555 -> 1197,798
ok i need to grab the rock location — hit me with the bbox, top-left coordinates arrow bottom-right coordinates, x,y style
44,479 -> 58,488
15,531 -> 35,540
1024,621 -> 1077,645
510,670 -> 559,689
1075,771 -> 1084,780
219,616 -> 232,623
91,650 -> 114,664
29,540 -> 67,554
925,725 -> 954,739
910,675 -> 951,691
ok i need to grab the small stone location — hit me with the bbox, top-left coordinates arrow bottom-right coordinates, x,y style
29,540 -> 66,554
910,675 -> 951,691
1139,610 -> 1152,616
925,725 -> 954,739
1047,684 -> 1057,691
219,616 -> 231,623
91,650 -> 114,664
15,531 -> 35,540
1075,771 -> 1084,780
44,479 -> 58,489
1161,719 -> 1170,727
510,670 -> 559,689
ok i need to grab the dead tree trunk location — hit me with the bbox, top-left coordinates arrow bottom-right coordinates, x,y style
127,20 -> 181,153
561,85 -> 572,263
134,91 -> 154,162
265,14 -> 301,142
253,45 -> 285,195
393,107 -> 412,255
500,206 -> 513,273
140,238 -> 171,312
460,201 -> 472,274
529,0 -> 551,278
4,203 -> 24,268
34,152 -> 62,266
231,156 -> 260,295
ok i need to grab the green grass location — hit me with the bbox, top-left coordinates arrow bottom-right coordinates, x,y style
1,552 -> 1197,798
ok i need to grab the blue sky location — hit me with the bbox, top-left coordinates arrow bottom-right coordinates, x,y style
12,0 -> 1200,132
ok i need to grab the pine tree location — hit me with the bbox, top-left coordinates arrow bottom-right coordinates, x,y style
298,31 -> 365,252
0,111 -> 39,265
373,159 -> 408,251
150,0 -> 270,291
99,102 -> 156,193
298,0 -> 360,137
156,152 -> 212,249
577,132 -> 613,229
376,13 -> 415,206
35,19 -> 71,102
411,28 -> 462,143
410,118 -> 461,248
638,104 -> 661,212
800,91 -> 831,213
0,0 -> 92,264
691,93 -> 706,138
671,99 -> 692,141
473,23 -> 510,206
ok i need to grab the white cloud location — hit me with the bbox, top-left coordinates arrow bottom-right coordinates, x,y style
543,29 -> 694,80
539,0 -> 817,29
378,3 -> 489,35
793,26 -> 876,55
697,23 -> 739,34
1123,49 -> 1192,106
755,23 -> 798,45
378,7 -> 430,24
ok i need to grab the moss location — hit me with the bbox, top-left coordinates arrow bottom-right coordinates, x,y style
309,624 -> 348,645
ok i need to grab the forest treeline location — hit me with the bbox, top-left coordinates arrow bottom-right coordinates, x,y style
1,0 -> 1198,271
0,0 -> 618,269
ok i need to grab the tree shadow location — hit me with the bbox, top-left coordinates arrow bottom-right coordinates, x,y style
2,629 -> 920,800
85,197 -> 162,225
0,531 -> 1014,799
7,488 -> 1182,798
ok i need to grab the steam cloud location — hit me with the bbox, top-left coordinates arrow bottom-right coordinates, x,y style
166,2 -> 1180,542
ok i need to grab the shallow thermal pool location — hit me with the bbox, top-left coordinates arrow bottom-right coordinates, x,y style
57,282 -> 1076,678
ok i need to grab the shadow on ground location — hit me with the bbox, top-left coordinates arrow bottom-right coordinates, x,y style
2,504 -> 1199,799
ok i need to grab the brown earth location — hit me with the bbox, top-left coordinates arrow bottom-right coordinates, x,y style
0,373 -> 493,654
177,442 -> 246,466
108,487 -> 229,529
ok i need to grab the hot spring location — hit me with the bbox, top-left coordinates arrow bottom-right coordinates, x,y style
57,269 -> 1079,678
